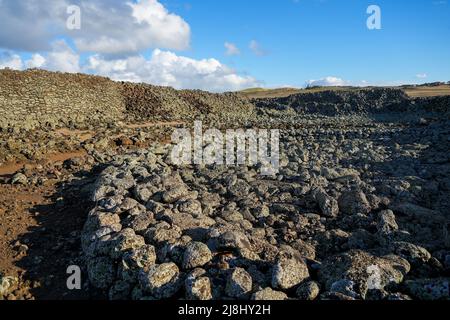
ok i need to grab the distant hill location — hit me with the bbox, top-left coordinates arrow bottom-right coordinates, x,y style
239,84 -> 450,99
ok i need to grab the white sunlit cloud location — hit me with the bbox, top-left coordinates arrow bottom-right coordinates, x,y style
224,42 -> 240,56
0,0 -> 190,55
306,76 -> 348,87
0,44 -> 261,92
249,40 -> 268,57
0,0 -> 260,92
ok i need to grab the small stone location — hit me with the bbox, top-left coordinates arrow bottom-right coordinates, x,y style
296,281 -> 320,300
252,287 -> 288,301
123,245 -> 157,271
185,269 -> 212,300
226,268 -> 253,298
0,275 -> 18,296
162,185 -> 189,204
338,190 -> 371,215
272,253 -> 310,290
313,188 -> 339,217
389,242 -> 431,265
139,263 -> 181,299
11,173 -> 27,185
253,205 -> 270,219
330,279 -> 359,299
182,242 -> 213,270
179,199 -> 202,217
377,210 -> 398,234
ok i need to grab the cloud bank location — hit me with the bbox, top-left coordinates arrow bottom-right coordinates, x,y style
0,0 -> 259,92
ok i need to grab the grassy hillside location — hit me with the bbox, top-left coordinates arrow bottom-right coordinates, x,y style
239,84 -> 450,99
402,85 -> 450,98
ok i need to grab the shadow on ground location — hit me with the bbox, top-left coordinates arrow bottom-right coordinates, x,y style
13,165 -> 106,300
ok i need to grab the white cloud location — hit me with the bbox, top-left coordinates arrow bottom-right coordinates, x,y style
249,40 -> 267,56
26,54 -> 46,69
0,0 -> 190,55
75,0 -> 190,54
1,45 -> 259,92
84,49 -> 260,92
44,41 -> 81,73
0,0 -> 67,52
416,73 -> 428,79
0,1 -> 260,92
224,42 -> 240,56
0,52 -> 23,70
306,76 -> 347,87
0,41 -> 80,73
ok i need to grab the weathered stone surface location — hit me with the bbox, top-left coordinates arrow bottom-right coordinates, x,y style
338,190 -> 371,215
185,269 -> 213,300
182,242 -> 213,270
313,188 -> 339,217
139,263 -> 182,299
272,253 -> 310,290
226,268 -> 253,298
319,250 -> 410,299
252,288 -> 288,301
296,281 -> 320,300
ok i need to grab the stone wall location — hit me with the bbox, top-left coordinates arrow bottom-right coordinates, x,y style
0,69 -> 126,130
0,69 -> 255,131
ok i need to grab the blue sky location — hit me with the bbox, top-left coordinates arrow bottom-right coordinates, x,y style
0,0 -> 449,91
168,0 -> 450,87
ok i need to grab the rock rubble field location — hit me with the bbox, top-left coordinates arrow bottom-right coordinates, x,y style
1,72 -> 449,300
82,111 -> 450,300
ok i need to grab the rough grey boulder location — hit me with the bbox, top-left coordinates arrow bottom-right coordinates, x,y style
139,263 -> 182,299
226,268 -> 253,298
272,253 -> 310,290
182,242 -> 213,270
319,250 -> 410,299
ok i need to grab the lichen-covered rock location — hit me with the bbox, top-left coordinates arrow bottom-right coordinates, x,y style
226,268 -> 253,298
252,288 -> 288,301
319,250 -> 410,299
313,188 -> 339,217
162,185 -> 189,204
296,281 -> 320,300
389,242 -> 431,265
0,275 -> 18,297
377,210 -> 398,234
123,245 -> 157,270
182,242 -> 213,270
272,253 -> 310,290
338,190 -> 371,215
139,263 -> 182,299
178,199 -> 203,217
185,269 -> 213,300
110,228 -> 146,260
144,222 -> 182,245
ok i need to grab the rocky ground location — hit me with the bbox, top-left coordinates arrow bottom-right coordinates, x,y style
1,89 -> 449,300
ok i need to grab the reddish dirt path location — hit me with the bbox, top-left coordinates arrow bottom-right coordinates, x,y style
0,151 -> 86,176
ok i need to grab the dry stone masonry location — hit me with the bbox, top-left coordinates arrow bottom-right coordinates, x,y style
0,69 -> 254,131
